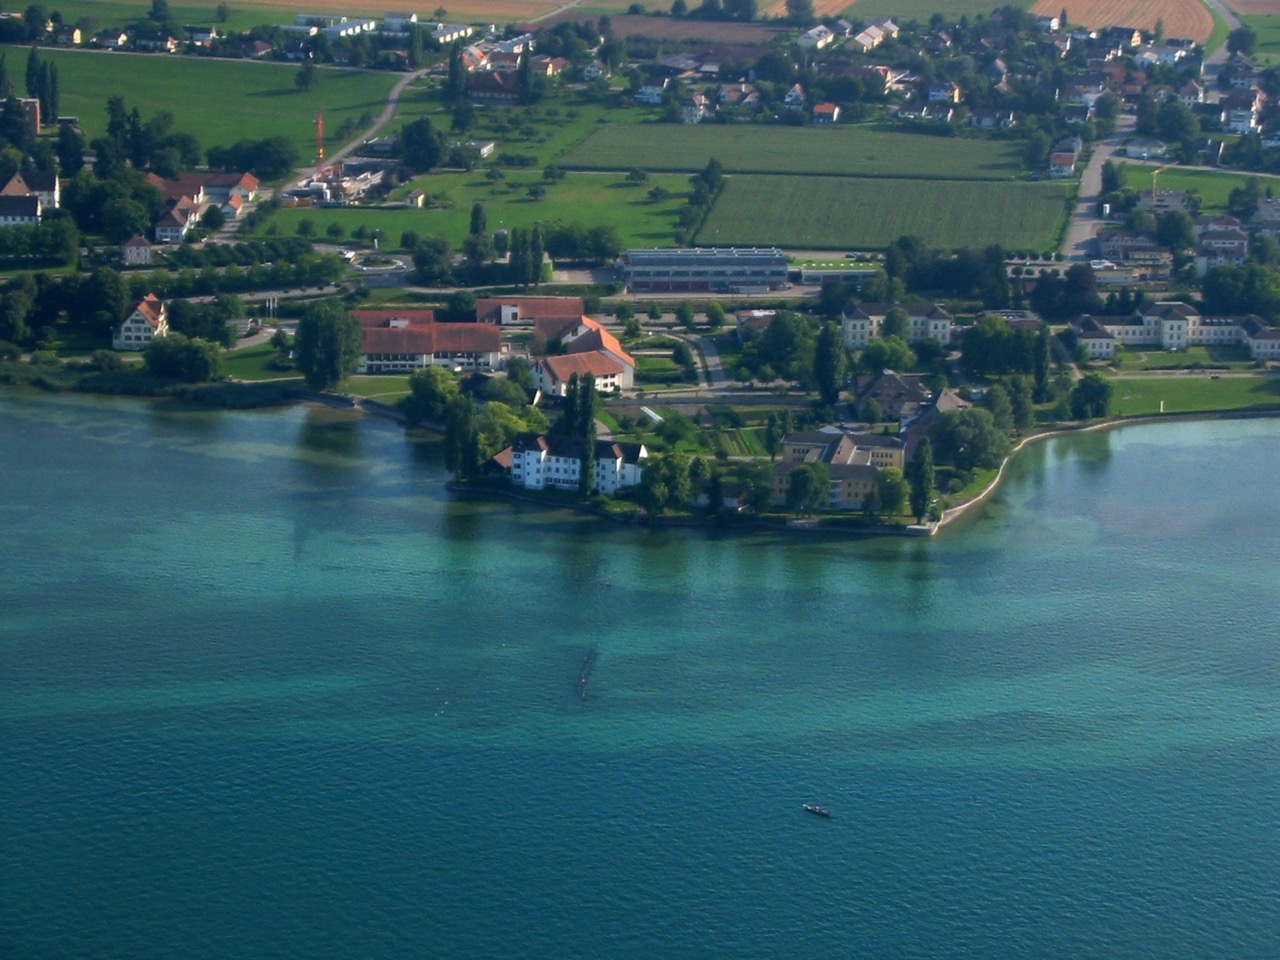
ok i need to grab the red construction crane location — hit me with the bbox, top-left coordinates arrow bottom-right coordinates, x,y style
315,110 -> 324,166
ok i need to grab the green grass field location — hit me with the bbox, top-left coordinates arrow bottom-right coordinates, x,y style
698,175 -> 1073,250
1112,344 -> 1254,371
222,342 -> 301,381
257,171 -> 690,248
1242,15 -> 1280,64
1107,375 -> 1280,416
562,124 -> 1025,180
1117,162 -> 1280,212
29,0 -> 313,34
22,47 -> 398,154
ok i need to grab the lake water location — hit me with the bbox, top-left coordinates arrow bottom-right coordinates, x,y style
1,392 -> 1277,960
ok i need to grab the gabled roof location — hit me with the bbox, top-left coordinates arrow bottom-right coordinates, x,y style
127,294 -> 165,327
564,317 -> 636,368
540,353 -> 624,382
361,322 -> 499,355
477,296 -> 583,324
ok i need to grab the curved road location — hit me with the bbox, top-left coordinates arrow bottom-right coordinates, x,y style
293,68 -> 427,186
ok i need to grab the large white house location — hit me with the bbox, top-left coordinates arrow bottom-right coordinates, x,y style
841,302 -> 954,348
508,433 -> 648,493
113,294 -> 168,350
1076,303 -> 1280,360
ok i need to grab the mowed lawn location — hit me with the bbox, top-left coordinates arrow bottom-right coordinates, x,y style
257,171 -> 690,247
1107,375 -> 1280,415
27,48 -> 398,152
562,124 -> 1025,179
698,175 -> 1074,250
1117,162 -> 1280,212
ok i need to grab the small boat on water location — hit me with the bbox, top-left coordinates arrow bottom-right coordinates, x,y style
802,804 -> 831,818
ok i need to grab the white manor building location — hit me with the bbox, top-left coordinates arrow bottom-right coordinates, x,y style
1071,302 -> 1280,360
507,434 -> 648,493
841,302 -> 955,348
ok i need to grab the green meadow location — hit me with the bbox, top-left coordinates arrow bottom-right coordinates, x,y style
698,175 -> 1073,250
561,123 -> 1025,180
1118,162 -> 1280,213
255,171 -> 691,248
1242,16 -> 1280,64
18,47 -> 398,152
25,0 -> 312,34
1106,375 -> 1280,416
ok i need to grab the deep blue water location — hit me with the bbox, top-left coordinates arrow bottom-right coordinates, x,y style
1,392 -> 1277,959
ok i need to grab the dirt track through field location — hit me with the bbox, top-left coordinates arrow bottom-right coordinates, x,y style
1034,0 -> 1213,42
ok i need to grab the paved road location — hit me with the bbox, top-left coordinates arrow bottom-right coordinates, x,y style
1063,115 -> 1135,261
1199,0 -> 1242,100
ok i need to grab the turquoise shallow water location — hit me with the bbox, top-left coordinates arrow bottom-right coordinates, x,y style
1,392 -> 1278,959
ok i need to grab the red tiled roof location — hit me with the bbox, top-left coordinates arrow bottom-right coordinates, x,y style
361,322 -> 499,355
541,353 -> 624,381
477,296 -> 583,324
566,317 -> 636,368
129,294 -> 165,328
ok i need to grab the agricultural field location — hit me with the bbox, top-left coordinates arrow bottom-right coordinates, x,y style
846,0 -> 1021,21
538,12 -> 789,40
697,175 -> 1074,250
254,171 -> 691,248
35,0 -> 304,34
562,124 -> 1025,179
1035,0 -> 1214,41
27,48 -> 397,154
1117,163 -> 1280,212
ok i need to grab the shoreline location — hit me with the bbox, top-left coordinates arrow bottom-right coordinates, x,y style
7,377 -> 1278,539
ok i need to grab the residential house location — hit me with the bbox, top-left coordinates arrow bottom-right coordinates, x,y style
797,25 -> 835,50
718,82 -> 759,111
1049,150 -> 1078,178
681,93 -> 714,124
928,82 -> 961,103
582,60 -> 607,81
0,195 -> 39,225
121,235 -> 153,266
967,107 -> 1016,129
93,30 -> 130,49
1,169 -> 58,209
812,102 -> 839,124
1221,89 -> 1264,134
634,83 -> 667,105
734,309 -> 776,342
54,26 -> 81,45
468,71 -> 521,104
476,296 -> 583,327
783,84 -> 807,110
153,197 -> 199,243
841,302 -> 954,348
851,369 -> 933,425
112,294 -> 168,350
920,103 -> 954,123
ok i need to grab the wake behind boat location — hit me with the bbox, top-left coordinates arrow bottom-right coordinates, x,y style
802,804 -> 831,818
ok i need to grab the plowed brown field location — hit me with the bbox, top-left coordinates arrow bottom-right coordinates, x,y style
759,0 -> 852,19
1034,0 -> 1213,42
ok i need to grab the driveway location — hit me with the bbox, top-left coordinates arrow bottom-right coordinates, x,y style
1063,115 -> 1134,261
